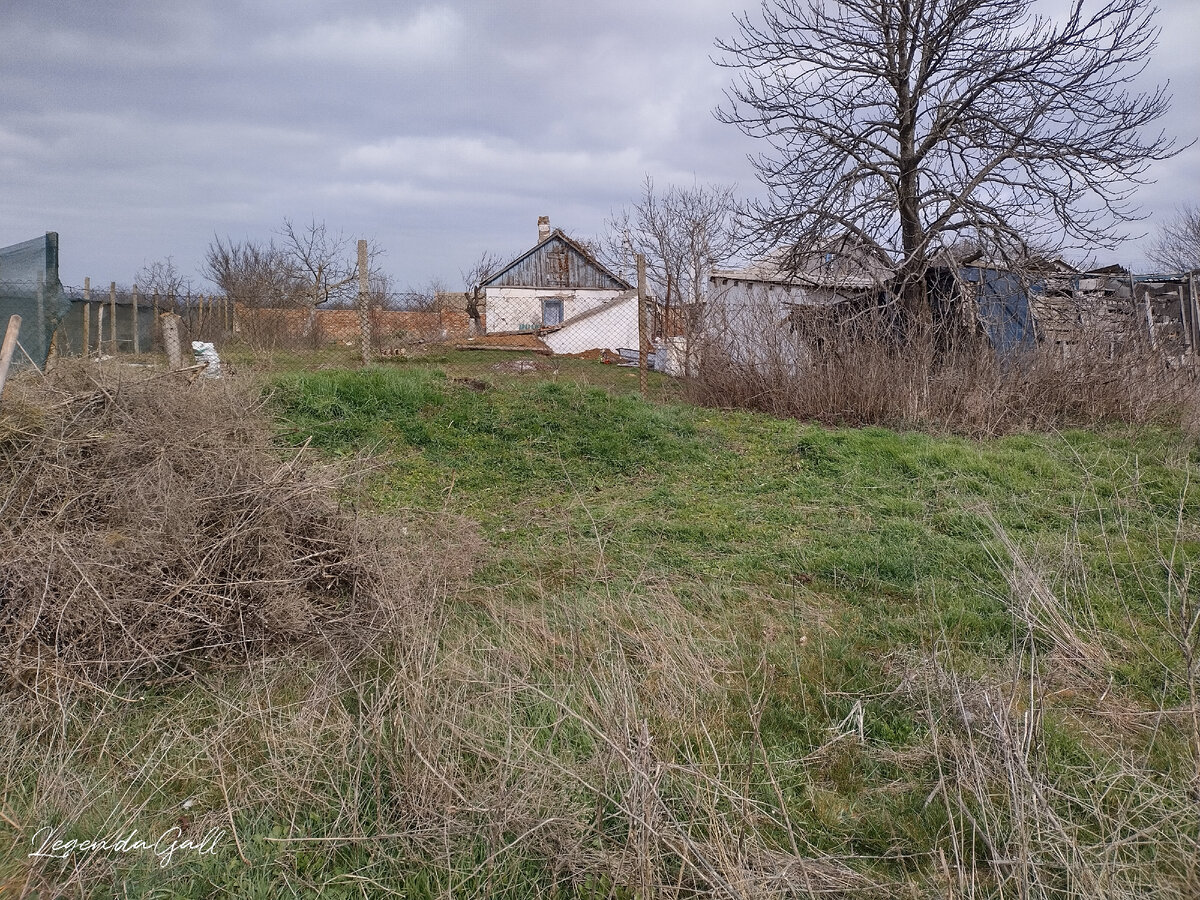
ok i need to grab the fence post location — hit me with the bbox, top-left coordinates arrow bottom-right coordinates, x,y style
636,253 -> 648,398
357,240 -> 372,365
1141,280 -> 1155,348
36,272 -> 47,361
82,277 -> 91,358
160,312 -> 183,370
1189,272 -> 1200,356
132,284 -> 141,354
109,282 -> 117,354
152,290 -> 160,350
0,315 -> 20,403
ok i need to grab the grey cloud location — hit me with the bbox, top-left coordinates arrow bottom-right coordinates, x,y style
1,0 -> 1195,289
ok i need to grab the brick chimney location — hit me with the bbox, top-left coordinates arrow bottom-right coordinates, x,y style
537,215 -> 551,243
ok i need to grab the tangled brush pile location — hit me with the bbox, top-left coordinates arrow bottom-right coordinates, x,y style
0,364 -> 458,690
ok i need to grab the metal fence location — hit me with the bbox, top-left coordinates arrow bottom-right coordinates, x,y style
14,259 -> 1199,404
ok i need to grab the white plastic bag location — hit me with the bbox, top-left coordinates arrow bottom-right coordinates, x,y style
191,341 -> 222,377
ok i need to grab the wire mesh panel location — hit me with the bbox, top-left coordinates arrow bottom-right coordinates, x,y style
0,233 -> 70,369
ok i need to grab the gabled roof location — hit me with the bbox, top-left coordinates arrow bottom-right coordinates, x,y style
482,228 -> 632,291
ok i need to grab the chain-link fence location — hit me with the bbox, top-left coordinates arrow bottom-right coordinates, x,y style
42,285 -> 232,359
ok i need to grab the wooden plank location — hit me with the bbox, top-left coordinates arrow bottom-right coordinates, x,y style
0,315 -> 21,403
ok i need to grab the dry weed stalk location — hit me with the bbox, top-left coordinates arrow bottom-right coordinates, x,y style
686,305 -> 1198,436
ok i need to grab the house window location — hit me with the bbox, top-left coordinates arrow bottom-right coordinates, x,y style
542,298 -> 564,326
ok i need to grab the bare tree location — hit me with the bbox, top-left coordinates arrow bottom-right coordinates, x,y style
716,0 -> 1182,319
205,220 -> 382,342
1148,205 -> 1200,273
461,250 -> 504,333
277,219 -> 361,312
203,236 -> 296,308
606,177 -> 738,339
135,257 -> 190,307
394,278 -> 450,313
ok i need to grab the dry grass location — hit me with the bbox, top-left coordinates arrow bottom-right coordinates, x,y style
686,309 -> 1199,436
2,360 -> 1197,897
897,503 -> 1200,900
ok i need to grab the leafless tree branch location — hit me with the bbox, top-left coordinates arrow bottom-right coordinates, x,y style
715,0 -> 1185,317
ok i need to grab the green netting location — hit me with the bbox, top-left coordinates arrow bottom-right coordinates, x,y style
0,232 -> 70,369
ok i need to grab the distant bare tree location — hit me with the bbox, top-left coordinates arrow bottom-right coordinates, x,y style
716,0 -> 1183,320
277,219 -> 362,311
205,220 -> 382,342
203,236 -> 296,308
392,278 -> 449,312
1148,205 -> 1200,273
461,250 -> 504,332
135,257 -> 190,306
606,177 -> 738,338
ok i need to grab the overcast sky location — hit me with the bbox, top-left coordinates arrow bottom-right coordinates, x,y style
4,0 -> 1198,292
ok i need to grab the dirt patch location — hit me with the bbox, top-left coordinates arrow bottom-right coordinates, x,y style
491,358 -> 555,374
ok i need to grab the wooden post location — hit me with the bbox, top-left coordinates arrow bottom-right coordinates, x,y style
152,291 -> 161,350
132,284 -> 141,354
356,239 -> 372,365
636,252 -> 648,398
1176,283 -> 1189,354
82,277 -> 91,358
109,282 -> 117,354
160,312 -> 183,371
0,315 -> 21,404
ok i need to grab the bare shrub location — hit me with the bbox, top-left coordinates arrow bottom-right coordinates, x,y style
686,302 -> 1198,436
0,362 -> 476,691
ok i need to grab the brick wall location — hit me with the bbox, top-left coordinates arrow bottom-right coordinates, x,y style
234,305 -> 472,347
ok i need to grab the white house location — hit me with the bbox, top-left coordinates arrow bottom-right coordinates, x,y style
481,217 -> 635,349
